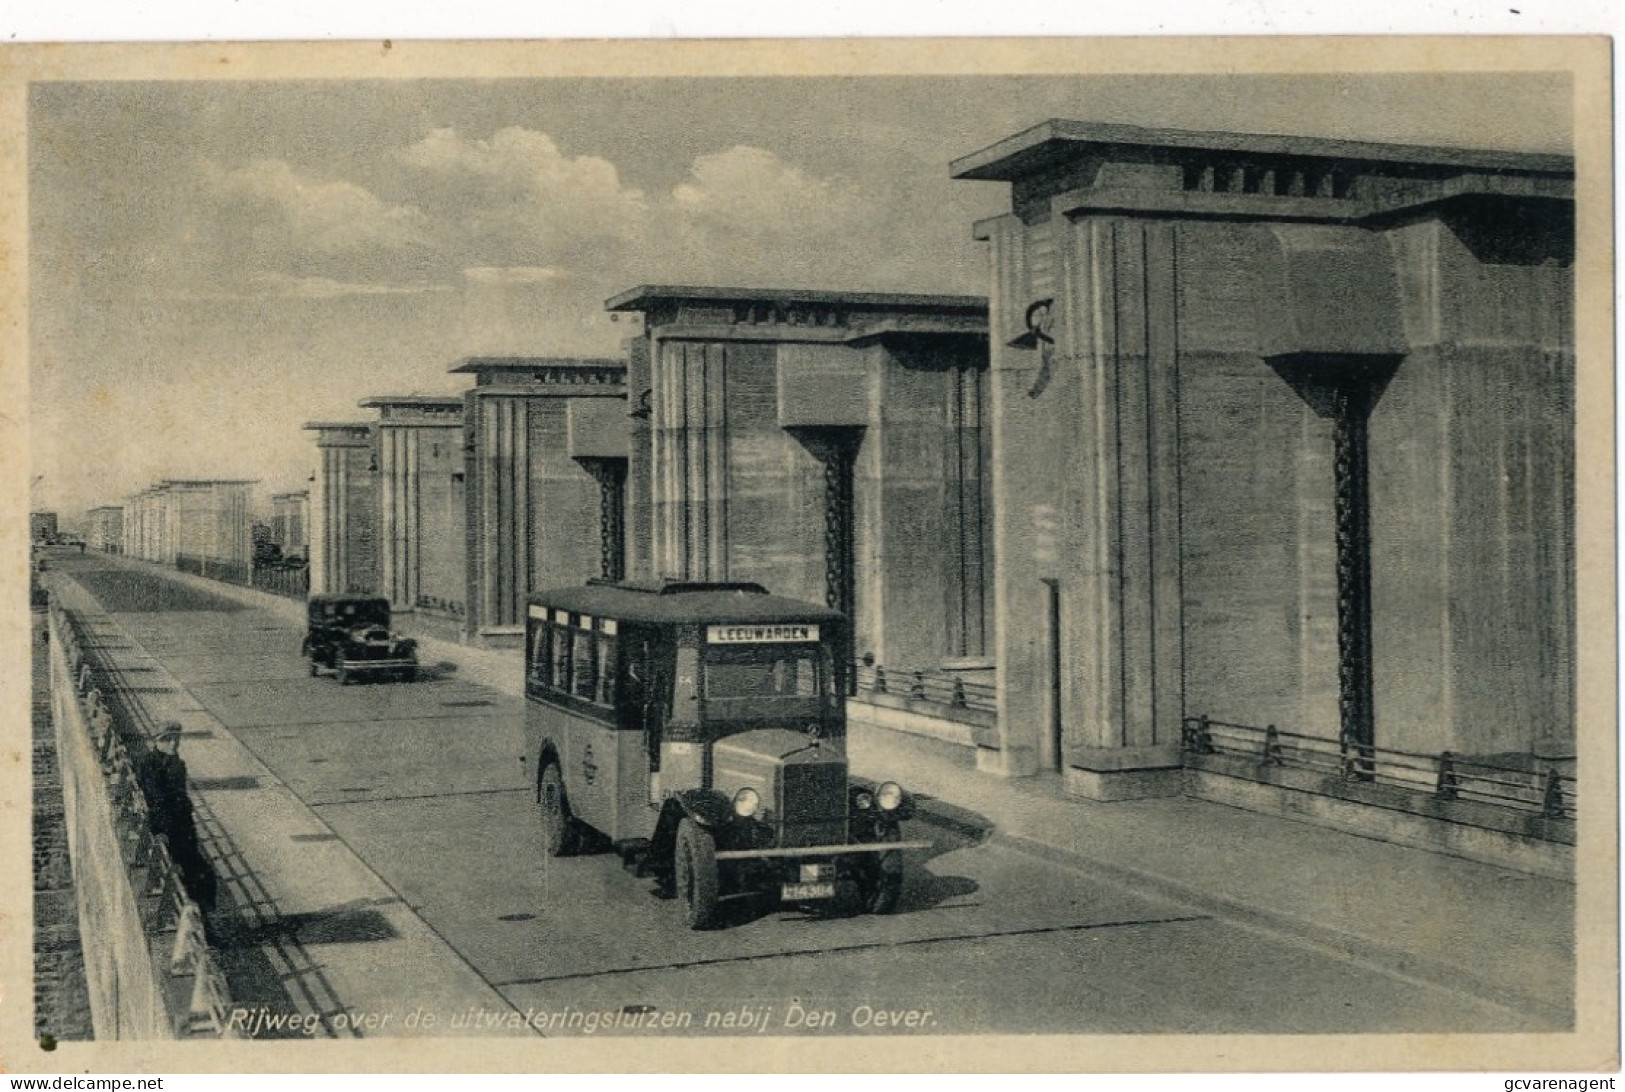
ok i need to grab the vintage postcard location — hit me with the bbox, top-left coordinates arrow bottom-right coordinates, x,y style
0,36 -> 1615,1075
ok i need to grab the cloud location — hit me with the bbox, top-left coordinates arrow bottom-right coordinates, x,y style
157,272 -> 453,301
673,145 -> 870,235
246,273 -> 454,299
202,158 -> 435,257
462,266 -> 570,286
398,127 -> 648,266
393,128 -> 919,293
178,132 -> 929,316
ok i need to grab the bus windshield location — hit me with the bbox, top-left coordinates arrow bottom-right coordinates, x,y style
701,644 -> 828,708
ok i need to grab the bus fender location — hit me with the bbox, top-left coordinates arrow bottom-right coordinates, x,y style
532,741 -> 562,799
672,788 -> 734,831
650,790 -> 732,867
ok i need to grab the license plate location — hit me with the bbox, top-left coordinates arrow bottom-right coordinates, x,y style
781,882 -> 836,901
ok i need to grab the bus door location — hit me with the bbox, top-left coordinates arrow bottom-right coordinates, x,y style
612,624 -> 665,838
658,640 -> 706,795
616,628 -> 659,807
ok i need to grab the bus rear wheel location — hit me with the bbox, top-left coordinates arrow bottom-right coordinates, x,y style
675,819 -> 720,930
538,762 -> 580,857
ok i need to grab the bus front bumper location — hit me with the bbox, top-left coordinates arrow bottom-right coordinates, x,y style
338,657 -> 417,672
713,841 -> 931,902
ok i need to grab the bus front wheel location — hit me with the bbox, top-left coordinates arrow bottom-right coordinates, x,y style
860,825 -> 904,915
675,819 -> 720,930
538,762 -> 581,857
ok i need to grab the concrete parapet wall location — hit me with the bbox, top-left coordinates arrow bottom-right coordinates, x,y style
1184,764 -> 1572,880
48,605 -> 173,1039
45,592 -> 237,1039
846,697 -> 984,749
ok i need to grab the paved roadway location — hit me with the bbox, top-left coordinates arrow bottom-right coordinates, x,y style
53,553 -> 1547,1038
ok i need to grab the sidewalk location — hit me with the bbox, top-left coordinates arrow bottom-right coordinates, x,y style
92,556 -> 1581,1026
848,726 -> 1576,1025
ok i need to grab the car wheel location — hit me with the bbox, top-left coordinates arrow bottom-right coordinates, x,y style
861,824 -> 904,915
401,667 -> 418,684
675,819 -> 721,930
538,762 -> 580,857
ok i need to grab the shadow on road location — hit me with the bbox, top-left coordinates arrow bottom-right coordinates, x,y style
417,661 -> 462,682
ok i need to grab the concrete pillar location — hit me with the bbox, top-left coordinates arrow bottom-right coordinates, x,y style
474,392 -> 529,629
625,337 -> 655,581
307,471 -> 328,595
453,358 -> 626,645
980,212 -> 1063,779
651,338 -> 731,581
362,397 -> 465,613
303,423 -> 377,597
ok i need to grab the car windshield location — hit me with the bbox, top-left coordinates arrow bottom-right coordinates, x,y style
324,601 -> 390,628
702,644 -> 827,701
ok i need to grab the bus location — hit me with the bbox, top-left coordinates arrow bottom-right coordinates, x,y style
522,580 -> 930,929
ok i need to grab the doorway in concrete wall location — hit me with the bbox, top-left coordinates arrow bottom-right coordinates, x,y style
1042,578 -> 1062,772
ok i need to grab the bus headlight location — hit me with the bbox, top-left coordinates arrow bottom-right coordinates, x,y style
733,787 -> 761,818
876,781 -> 904,811
853,790 -> 874,811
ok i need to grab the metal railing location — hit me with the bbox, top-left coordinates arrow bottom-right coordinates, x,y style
52,602 -> 240,1038
414,594 -> 465,617
1181,714 -> 1576,821
850,661 -> 997,716
250,563 -> 310,600
175,554 -> 250,586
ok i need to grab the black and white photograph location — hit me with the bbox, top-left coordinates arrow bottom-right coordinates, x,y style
3,32 -> 1615,1075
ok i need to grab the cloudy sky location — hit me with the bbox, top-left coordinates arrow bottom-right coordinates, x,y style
29,72 -> 1572,520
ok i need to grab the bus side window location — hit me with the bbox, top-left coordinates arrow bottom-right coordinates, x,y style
620,635 -> 661,770
551,624 -> 571,695
595,636 -> 616,707
573,627 -> 597,700
620,640 -> 645,712
528,623 -> 547,687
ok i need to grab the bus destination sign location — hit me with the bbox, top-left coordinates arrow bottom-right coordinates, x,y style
706,624 -> 821,645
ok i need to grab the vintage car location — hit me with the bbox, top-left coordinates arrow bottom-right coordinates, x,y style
302,594 -> 419,684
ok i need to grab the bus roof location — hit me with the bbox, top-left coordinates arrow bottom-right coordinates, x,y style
528,581 -> 845,626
